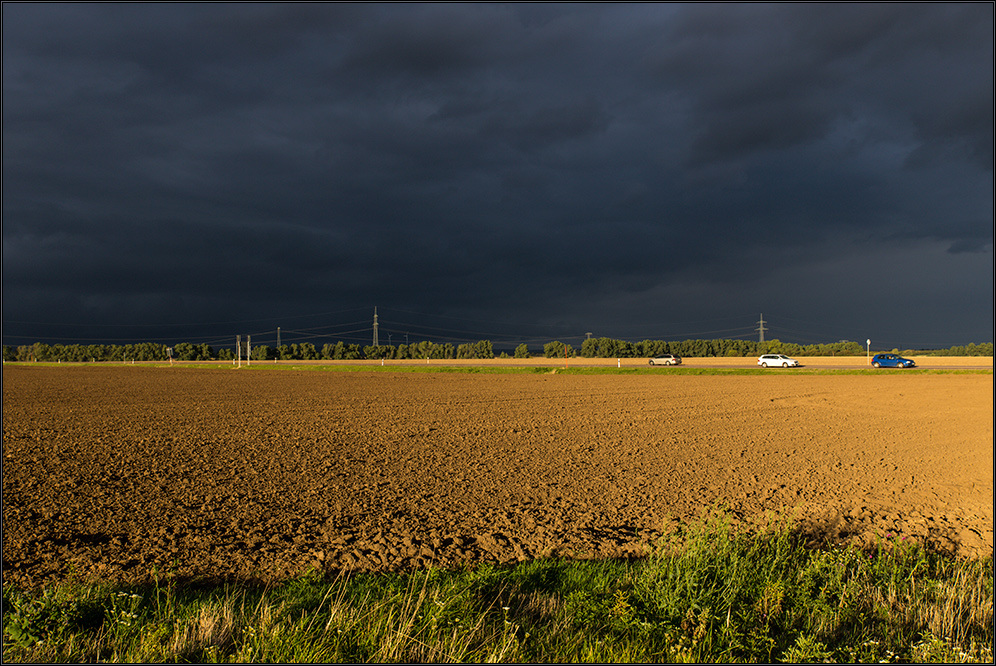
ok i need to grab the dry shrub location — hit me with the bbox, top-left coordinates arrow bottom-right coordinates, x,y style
921,565 -> 994,643
170,600 -> 235,659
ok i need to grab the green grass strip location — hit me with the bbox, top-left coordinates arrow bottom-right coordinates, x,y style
4,510 -> 992,663
147,362 -> 992,376
5,361 -> 991,376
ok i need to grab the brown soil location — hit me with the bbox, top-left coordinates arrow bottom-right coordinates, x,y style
2,364 -> 992,589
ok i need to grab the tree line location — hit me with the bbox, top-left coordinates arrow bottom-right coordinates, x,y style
1,339 -> 502,363
574,337 -> 866,358
3,338 -> 992,363
559,337 -> 993,358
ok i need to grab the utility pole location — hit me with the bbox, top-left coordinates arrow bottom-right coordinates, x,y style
277,327 -> 281,349
373,307 -> 379,346
756,313 -> 767,343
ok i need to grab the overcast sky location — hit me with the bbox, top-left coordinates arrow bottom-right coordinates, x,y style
3,3 -> 993,351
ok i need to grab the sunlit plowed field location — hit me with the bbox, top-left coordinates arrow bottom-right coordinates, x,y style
2,363 -> 991,588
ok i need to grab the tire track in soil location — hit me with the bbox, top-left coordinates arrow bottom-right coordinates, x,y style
2,366 -> 991,588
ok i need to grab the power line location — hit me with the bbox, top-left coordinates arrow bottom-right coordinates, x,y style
269,320 -> 369,334
0,332 -> 233,344
1,307 -> 371,329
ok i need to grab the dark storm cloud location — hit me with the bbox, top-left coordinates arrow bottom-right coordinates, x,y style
3,3 -> 992,348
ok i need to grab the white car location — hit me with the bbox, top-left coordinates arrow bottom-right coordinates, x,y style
757,354 -> 799,368
649,354 -> 681,366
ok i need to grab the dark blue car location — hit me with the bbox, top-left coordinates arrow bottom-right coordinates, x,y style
872,353 -> 916,368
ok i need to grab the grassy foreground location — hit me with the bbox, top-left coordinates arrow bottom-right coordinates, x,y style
3,511 -> 992,663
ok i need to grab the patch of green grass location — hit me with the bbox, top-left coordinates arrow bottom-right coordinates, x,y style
244,363 -> 990,376
7,360 -> 989,376
4,511 -> 992,663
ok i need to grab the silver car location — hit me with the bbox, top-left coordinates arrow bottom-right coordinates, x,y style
757,354 -> 799,368
649,354 -> 681,366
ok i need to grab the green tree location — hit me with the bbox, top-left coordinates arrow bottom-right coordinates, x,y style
135,342 -> 166,361
544,341 -> 576,358
30,342 -> 53,362
617,340 -> 636,358
581,337 -> 617,358
363,345 -> 394,359
173,342 -> 197,361
514,343 -> 530,358
636,339 -> 667,358
580,337 -> 600,357
455,340 -> 495,359
412,340 -> 447,359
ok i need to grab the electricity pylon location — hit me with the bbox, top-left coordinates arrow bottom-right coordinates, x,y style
756,314 -> 767,343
